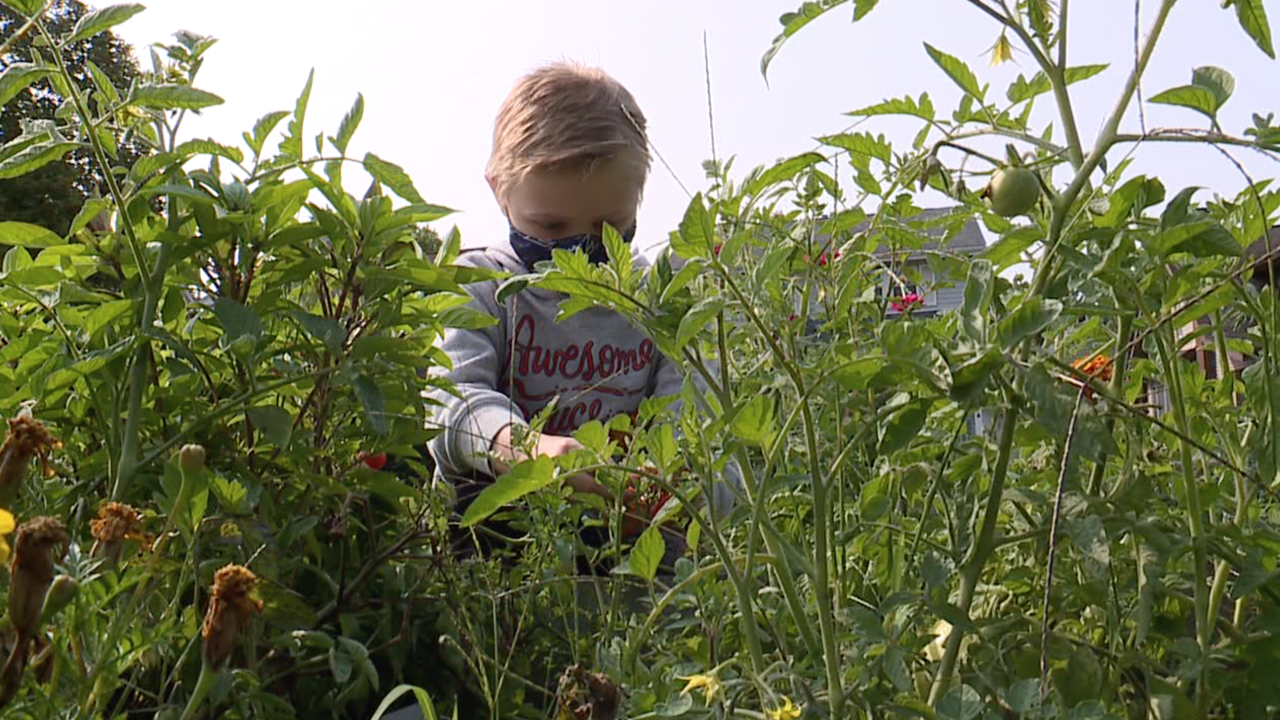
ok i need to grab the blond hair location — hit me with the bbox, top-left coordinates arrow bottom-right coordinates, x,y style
486,61 -> 651,199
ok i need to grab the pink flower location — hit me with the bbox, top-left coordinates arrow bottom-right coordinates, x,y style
890,292 -> 923,313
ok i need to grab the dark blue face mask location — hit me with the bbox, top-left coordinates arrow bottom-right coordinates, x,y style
509,224 -> 636,269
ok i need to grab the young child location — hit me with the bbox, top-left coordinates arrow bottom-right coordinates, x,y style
425,62 -> 737,550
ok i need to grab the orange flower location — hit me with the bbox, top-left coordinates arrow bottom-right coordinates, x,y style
1064,353 -> 1113,400
200,565 -> 263,670
0,410 -> 60,507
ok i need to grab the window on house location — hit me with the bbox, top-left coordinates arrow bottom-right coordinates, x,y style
873,264 -> 935,311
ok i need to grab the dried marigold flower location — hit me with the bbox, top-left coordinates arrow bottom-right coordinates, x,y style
0,410 -> 60,507
8,517 -> 69,634
1,516 -> 67,707
89,502 -> 152,568
200,564 -> 262,670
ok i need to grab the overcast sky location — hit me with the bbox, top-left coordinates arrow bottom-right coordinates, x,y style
114,1 -> 1280,257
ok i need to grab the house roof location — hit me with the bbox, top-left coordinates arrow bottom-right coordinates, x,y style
1245,226 -> 1280,268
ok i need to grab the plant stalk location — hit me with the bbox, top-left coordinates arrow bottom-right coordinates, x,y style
929,402 -> 1018,704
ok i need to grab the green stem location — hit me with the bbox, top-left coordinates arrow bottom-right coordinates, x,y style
178,660 -> 219,720
800,400 -> 845,716
1206,310 -> 1248,644
1155,325 -> 1210,712
1087,315 -> 1134,495
929,402 -> 1018,704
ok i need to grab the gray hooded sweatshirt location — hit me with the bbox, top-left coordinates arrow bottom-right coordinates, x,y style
424,242 -> 739,518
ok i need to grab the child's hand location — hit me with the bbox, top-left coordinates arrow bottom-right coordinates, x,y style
490,427 -> 613,501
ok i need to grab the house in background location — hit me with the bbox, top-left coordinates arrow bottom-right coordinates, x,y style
1142,225 -> 1278,415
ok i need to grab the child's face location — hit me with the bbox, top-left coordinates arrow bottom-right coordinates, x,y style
497,156 -> 644,242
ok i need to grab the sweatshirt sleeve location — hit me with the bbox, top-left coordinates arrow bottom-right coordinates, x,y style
424,275 -> 527,479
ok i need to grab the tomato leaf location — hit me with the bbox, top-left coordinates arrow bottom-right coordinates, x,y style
460,457 -> 558,527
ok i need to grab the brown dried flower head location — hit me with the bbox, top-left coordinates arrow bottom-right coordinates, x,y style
90,502 -> 152,568
200,564 -> 263,670
7,517 -> 68,635
0,411 -> 61,505
90,502 -> 151,547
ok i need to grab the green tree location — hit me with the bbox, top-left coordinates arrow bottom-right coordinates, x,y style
0,0 -> 143,234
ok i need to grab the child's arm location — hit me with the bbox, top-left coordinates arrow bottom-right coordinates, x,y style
425,276 -> 613,500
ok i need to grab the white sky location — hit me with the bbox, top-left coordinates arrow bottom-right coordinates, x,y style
114,1 -> 1280,257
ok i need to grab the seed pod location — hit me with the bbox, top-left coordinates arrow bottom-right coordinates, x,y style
200,564 -> 262,671
39,575 -> 79,625
0,411 -> 60,508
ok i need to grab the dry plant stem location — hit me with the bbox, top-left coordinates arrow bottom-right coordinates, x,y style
1039,388 -> 1087,702
929,400 -> 1018,704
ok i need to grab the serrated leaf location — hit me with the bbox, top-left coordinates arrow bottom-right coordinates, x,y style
675,299 -> 722,352
67,198 -> 111,237
760,0 -> 852,80
132,84 -> 224,110
1147,220 -> 1242,258
292,310 -> 345,354
353,374 -> 389,435
996,297 -> 1062,345
331,93 -> 364,155
247,406 -> 293,448
364,152 -> 425,205
730,394 -> 775,446
0,221 -> 63,248
65,3 -> 145,44
460,456 -> 558,527
627,526 -> 665,582
174,138 -> 245,164
744,152 -> 825,197
0,141 -> 79,180
818,131 -> 891,169
846,92 -> 935,120
244,110 -> 289,157
85,60 -> 120,104
211,297 -> 263,341
937,684 -> 983,720
980,226 -> 1039,269
279,69 -> 314,160
879,400 -> 928,454
1007,64 -> 1108,103
924,42 -> 984,101
0,63 -> 52,107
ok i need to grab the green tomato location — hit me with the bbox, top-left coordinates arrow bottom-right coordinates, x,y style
985,166 -> 1041,217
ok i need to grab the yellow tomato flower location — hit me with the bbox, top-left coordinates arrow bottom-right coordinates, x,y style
679,673 -> 722,704
988,32 -> 1014,66
767,696 -> 802,720
0,508 -> 13,565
